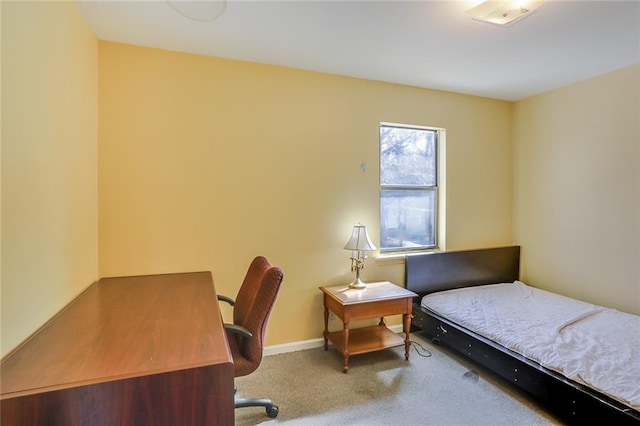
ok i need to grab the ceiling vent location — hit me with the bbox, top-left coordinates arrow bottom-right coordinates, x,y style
166,0 -> 227,22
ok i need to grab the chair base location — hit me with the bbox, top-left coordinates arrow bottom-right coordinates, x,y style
235,396 -> 279,418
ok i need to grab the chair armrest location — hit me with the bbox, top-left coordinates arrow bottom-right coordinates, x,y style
224,323 -> 253,338
217,294 -> 235,306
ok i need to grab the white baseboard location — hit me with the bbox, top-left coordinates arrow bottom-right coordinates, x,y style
264,324 -> 404,356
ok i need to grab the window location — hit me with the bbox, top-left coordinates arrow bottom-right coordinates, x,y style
379,122 -> 441,253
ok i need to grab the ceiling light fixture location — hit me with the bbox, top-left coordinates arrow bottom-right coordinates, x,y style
166,0 -> 227,22
466,1 -> 545,26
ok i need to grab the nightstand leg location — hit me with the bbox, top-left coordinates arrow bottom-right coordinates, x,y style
342,322 -> 350,373
403,313 -> 411,360
323,305 -> 329,351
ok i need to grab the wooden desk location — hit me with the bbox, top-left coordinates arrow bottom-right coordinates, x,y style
320,281 -> 417,373
1,272 -> 234,426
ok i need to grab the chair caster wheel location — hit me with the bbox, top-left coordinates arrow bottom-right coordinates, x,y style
266,404 -> 279,418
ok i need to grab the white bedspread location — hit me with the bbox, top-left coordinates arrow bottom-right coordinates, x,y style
421,281 -> 640,411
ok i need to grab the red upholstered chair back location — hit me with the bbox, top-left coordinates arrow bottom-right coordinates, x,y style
228,256 -> 283,377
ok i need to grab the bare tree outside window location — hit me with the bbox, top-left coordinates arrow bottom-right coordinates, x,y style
380,123 -> 439,252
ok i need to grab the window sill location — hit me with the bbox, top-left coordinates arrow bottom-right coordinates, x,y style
374,249 -> 441,265
373,253 -> 405,265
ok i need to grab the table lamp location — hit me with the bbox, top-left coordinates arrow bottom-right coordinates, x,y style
344,223 -> 376,289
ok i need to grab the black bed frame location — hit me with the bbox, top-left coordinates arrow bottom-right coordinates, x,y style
406,246 -> 640,425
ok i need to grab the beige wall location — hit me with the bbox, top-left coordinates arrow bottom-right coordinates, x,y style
1,2 -> 99,356
513,64 -> 640,315
3,2 -> 635,356
4,3 -> 635,356
98,42 -> 514,345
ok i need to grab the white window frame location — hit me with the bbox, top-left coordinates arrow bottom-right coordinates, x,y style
379,122 -> 446,255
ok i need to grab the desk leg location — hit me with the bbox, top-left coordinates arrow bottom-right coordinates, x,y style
323,304 -> 329,351
403,312 -> 411,361
342,321 -> 350,373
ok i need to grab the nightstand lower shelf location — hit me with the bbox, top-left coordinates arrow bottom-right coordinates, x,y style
326,325 -> 404,355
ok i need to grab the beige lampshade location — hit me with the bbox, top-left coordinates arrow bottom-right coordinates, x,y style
344,223 -> 376,252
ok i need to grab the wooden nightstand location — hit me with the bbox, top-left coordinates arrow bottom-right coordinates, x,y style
319,281 -> 417,373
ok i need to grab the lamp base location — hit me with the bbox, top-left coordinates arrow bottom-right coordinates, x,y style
348,278 -> 366,289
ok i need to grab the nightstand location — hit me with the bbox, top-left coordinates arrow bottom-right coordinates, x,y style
319,281 -> 417,373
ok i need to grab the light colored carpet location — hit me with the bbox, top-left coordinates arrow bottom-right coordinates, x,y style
234,333 -> 564,425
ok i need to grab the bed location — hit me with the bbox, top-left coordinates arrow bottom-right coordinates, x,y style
406,246 -> 640,425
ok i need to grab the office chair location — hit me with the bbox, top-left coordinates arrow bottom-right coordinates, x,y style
217,256 -> 284,418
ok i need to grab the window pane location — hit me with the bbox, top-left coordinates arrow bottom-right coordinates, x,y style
380,126 -> 436,186
380,189 -> 436,250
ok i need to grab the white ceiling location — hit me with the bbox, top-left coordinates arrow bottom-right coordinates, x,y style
76,0 -> 640,101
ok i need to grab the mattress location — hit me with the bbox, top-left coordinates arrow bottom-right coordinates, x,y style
421,281 -> 640,411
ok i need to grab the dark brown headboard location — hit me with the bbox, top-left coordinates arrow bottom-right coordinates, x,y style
405,246 -> 520,297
